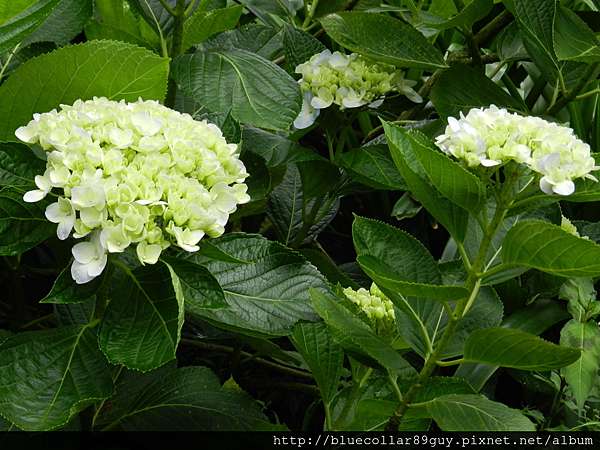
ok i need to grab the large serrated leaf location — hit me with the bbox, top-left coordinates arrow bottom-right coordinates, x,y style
172,49 -> 301,131
320,12 -> 447,69
291,322 -> 343,405
502,220 -> 600,277
0,325 -> 112,431
95,366 -> 276,431
464,327 -> 580,370
0,187 -> 54,256
98,262 -> 183,371
201,23 -> 283,60
0,40 -> 169,141
182,5 -> 243,51
427,394 -> 536,431
186,233 -> 328,336
282,23 -> 326,73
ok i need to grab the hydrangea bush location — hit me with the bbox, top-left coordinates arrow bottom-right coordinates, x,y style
2,0 -> 600,438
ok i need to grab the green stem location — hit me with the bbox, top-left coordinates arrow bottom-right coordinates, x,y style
546,63 -> 600,115
436,358 -> 464,367
388,372 -> 404,403
302,0 -> 319,29
164,0 -> 187,108
0,43 -> 20,81
335,367 -> 372,429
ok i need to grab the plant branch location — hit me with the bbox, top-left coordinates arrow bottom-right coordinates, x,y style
164,0 -> 187,108
157,0 -> 176,16
302,0 -> 319,29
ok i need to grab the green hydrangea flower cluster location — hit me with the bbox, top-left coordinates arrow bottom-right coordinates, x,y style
18,97 -> 250,284
435,105 -> 598,196
344,283 -> 395,334
293,50 -> 422,129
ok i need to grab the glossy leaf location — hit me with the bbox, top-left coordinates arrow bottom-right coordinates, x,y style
502,220 -> 600,277
0,0 -> 60,54
201,23 -> 283,60
464,327 -> 580,370
337,145 -> 406,191
172,49 -> 301,131
181,5 -> 243,51
0,40 -> 169,141
98,262 -> 183,371
427,394 -> 536,431
0,325 -> 112,431
320,12 -> 447,70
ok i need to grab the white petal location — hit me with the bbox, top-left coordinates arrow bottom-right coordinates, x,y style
23,189 -> 46,203
480,158 -> 502,167
35,175 -> 52,192
15,126 -> 36,143
341,96 -> 365,109
368,98 -> 384,108
311,96 -> 333,109
539,177 -> 555,195
87,253 -> 107,277
293,109 -> 318,129
553,180 -> 575,196
72,241 -> 96,264
402,87 -> 423,104
56,216 -> 75,240
71,260 -> 94,284
45,202 -> 62,223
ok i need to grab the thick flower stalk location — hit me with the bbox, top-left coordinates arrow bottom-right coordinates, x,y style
435,105 -> 598,196
293,50 -> 422,129
18,97 -> 250,284
344,283 -> 395,335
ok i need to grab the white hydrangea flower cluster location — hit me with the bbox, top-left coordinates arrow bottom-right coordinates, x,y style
435,105 -> 598,196
17,97 -> 250,284
344,283 -> 395,322
293,49 -> 422,129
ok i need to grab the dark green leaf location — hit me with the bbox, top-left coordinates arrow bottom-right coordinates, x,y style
282,23 -> 326,73
0,41 -> 169,141
554,6 -> 600,63
182,5 -> 243,51
0,142 -> 44,187
172,49 -> 301,131
0,0 -> 60,55
432,0 -> 494,31
464,327 -> 580,370
201,23 -> 283,60
40,265 -> 102,304
320,12 -> 447,69
24,0 -> 92,46
338,145 -> 406,191
0,325 -> 112,431
241,127 -> 321,168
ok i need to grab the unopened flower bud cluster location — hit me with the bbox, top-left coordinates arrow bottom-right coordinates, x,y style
435,105 -> 598,196
293,50 -> 422,129
344,283 -> 395,326
18,97 -> 250,284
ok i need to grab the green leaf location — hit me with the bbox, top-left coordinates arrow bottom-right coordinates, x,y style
98,262 -> 183,371
0,0 -> 60,54
291,322 -> 344,405
0,0 -> 37,24
172,49 -> 301,131
241,127 -> 321,168
353,216 -> 468,300
553,6 -> 600,63
182,5 -> 243,51
0,325 -> 112,431
427,394 -> 536,431
464,327 -> 580,370
0,40 -> 169,141
430,65 -> 525,118
337,145 -> 406,191
502,220 -> 600,277
40,265 -> 102,304
383,121 -> 468,241
319,12 -> 447,69
0,142 -> 44,187
95,366 -> 276,430
560,320 -> 600,409
24,0 -> 92,46
391,193 -> 422,220
201,23 -> 283,60
310,289 -> 416,377
0,187 -> 54,256
267,163 -> 339,247
432,0 -> 494,30
186,233 -> 328,336
282,23 -> 326,73
162,256 -> 227,310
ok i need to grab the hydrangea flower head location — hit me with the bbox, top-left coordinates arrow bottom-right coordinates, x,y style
293,50 -> 422,129
435,105 -> 598,196
344,283 -> 395,335
18,97 -> 250,283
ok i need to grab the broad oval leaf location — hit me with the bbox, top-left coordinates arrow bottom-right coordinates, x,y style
172,49 -> 301,131
98,262 -> 184,371
186,233 -> 328,336
95,366 -> 276,431
0,187 -> 54,256
337,145 -> 406,191
320,12 -> 447,70
0,40 -> 169,141
464,327 -> 581,370
0,325 -> 112,431
502,220 -> 600,277
427,394 -> 536,431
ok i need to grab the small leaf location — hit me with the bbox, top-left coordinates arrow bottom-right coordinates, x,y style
181,5 -> 243,51
310,289 -> 416,377
430,65 -> 525,118
553,6 -> 600,63
464,327 -> 581,370
560,320 -> 600,409
0,325 -> 112,431
337,145 -> 406,191
172,49 -> 301,131
98,262 -> 183,371
0,187 -> 54,256
40,264 -> 102,304
291,322 -> 343,405
502,220 -> 600,277
432,0 -> 494,31
320,12 -> 447,69
0,40 -> 169,141
427,394 -> 536,431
